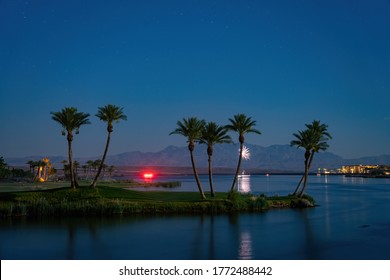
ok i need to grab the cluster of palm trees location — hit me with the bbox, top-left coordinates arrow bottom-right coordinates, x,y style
81,160 -> 115,180
51,104 -> 127,189
290,120 -> 332,198
26,158 -> 55,182
170,113 -> 261,199
59,159 -> 114,181
171,115 -> 331,200
51,104 -> 330,199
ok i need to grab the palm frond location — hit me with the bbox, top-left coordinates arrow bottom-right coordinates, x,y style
51,107 -> 90,134
226,113 -> 261,135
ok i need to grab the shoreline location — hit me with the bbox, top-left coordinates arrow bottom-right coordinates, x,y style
0,183 -> 315,218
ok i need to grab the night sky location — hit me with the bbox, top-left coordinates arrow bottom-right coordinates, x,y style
1,0 -> 389,159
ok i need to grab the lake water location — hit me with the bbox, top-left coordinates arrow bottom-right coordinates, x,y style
1,175 -> 390,260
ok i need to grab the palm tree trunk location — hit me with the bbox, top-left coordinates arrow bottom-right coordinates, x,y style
293,151 -> 315,196
68,139 -> 76,189
299,154 -> 311,198
230,142 -> 243,194
33,166 -> 39,181
190,150 -> 206,199
91,132 -> 111,188
38,165 -> 42,179
208,155 -> 215,197
292,175 -> 304,196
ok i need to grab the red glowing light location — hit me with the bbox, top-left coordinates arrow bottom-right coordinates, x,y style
143,173 -> 154,179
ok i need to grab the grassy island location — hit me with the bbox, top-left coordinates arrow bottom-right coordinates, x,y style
0,182 -> 315,217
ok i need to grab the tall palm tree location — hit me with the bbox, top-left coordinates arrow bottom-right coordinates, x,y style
90,104 -> 127,188
226,114 -> 261,195
292,120 -> 332,195
51,107 -> 90,188
170,117 -> 206,199
199,122 -> 232,197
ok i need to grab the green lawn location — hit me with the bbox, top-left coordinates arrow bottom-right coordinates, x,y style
0,181 -> 71,192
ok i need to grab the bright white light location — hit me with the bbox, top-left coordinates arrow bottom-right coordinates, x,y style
241,145 -> 250,160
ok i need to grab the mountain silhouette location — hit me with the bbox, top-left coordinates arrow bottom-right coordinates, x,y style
7,144 -> 389,173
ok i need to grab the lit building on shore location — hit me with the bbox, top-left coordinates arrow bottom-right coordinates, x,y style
341,165 -> 390,175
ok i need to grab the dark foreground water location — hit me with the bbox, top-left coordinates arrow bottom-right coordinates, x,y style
1,175 -> 390,260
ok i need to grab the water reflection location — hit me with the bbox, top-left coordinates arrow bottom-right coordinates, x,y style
238,231 -> 253,259
238,175 -> 251,193
342,175 -> 367,185
297,209 -> 320,260
65,219 -> 113,259
2,176 -> 390,260
190,215 -> 217,260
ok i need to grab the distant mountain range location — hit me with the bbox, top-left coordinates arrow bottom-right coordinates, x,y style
5,144 -> 390,173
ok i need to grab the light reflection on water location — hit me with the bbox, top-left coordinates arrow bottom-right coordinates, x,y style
237,175 -> 251,193
1,175 -> 390,260
238,231 -> 252,260
131,174 -> 300,196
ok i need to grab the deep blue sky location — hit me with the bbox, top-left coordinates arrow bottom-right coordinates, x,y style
1,0 -> 389,159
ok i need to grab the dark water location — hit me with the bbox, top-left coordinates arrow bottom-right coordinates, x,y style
1,175 -> 390,260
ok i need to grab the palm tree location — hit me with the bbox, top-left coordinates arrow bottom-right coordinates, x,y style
29,160 -> 40,181
92,159 -> 101,177
51,107 -> 90,188
170,117 -> 206,199
26,160 -> 34,174
82,165 -> 88,179
73,160 -> 80,185
36,160 -> 46,181
226,114 -> 261,195
86,160 -> 94,179
42,158 -> 52,181
291,124 -> 331,198
292,120 -> 332,195
26,160 -> 35,180
90,104 -> 127,188
107,165 -> 115,178
61,159 -> 69,179
199,122 -> 232,197
291,129 -> 314,198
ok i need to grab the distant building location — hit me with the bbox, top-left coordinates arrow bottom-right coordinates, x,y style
341,165 -> 390,175
317,167 -> 338,174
